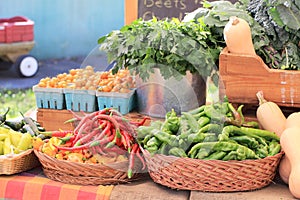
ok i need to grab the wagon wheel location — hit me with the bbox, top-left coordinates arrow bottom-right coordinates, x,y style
14,54 -> 39,77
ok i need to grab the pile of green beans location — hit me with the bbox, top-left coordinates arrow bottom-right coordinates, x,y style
137,101 -> 281,161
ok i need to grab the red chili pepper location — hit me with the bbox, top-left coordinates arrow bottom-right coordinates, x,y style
135,146 -> 146,170
60,135 -> 75,143
41,130 -> 73,137
73,126 -> 101,147
128,143 -> 139,179
130,116 -> 151,127
92,114 -> 120,130
94,122 -> 112,141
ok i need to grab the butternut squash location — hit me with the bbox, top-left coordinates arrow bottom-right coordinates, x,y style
280,127 -> 300,198
256,91 -> 286,137
223,16 -> 256,56
286,112 -> 300,129
278,155 -> 291,184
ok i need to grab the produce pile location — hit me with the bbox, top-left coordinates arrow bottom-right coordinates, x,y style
37,65 -> 135,92
33,108 -> 149,178
137,100 -> 281,161
0,108 -> 45,156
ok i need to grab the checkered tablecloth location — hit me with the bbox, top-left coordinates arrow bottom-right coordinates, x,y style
0,167 -> 114,200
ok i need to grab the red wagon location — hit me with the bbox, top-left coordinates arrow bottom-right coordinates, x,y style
0,16 -> 38,77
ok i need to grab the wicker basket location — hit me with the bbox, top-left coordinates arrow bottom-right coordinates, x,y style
0,149 -> 40,175
34,150 -> 143,185
143,149 -> 284,192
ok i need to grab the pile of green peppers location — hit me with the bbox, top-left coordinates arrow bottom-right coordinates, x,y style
0,107 -> 45,136
137,101 -> 281,161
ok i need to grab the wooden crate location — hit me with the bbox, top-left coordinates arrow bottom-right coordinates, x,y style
37,109 -> 150,131
37,109 -> 77,131
219,47 -> 300,109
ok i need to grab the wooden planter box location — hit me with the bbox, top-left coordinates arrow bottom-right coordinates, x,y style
219,48 -> 300,109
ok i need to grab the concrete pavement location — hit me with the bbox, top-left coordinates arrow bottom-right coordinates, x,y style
0,56 -> 84,90
0,51 -> 110,90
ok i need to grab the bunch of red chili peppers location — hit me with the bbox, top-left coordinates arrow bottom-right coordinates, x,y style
44,108 -> 149,178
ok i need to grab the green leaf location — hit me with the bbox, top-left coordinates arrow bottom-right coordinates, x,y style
277,4 -> 300,30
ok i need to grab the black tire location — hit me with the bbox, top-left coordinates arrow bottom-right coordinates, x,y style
15,54 -> 39,77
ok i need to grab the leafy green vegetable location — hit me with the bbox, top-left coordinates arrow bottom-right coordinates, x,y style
247,0 -> 300,70
98,17 -> 220,85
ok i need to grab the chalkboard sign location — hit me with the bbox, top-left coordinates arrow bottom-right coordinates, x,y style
138,0 -> 238,21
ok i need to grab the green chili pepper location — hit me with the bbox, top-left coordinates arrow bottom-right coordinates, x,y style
161,109 -> 180,134
236,104 -> 245,125
230,135 -> 259,149
199,124 -> 223,135
203,133 -> 218,142
188,141 -> 259,159
153,130 -> 171,144
222,151 -> 238,161
204,151 -> 227,160
243,121 -> 260,129
195,148 -> 210,159
198,116 -> 210,128
188,105 -> 205,115
137,126 -> 154,139
169,135 -> 179,147
268,140 -> 281,156
168,147 -> 188,158
187,132 -> 205,144
204,104 -> 226,122
255,144 -> 269,158
147,145 -> 158,154
157,143 -> 168,155
240,127 -> 279,141
146,136 -> 161,147
218,125 -> 279,142
181,112 -> 199,133
192,111 -> 206,121
142,134 -> 152,145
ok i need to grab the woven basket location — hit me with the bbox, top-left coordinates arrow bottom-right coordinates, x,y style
0,149 -> 40,175
143,149 -> 284,192
34,150 -> 143,185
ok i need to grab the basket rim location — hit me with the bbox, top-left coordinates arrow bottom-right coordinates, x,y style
33,149 -> 130,168
142,148 -> 284,164
0,148 -> 34,161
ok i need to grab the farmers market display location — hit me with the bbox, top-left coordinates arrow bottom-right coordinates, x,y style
2,0 -> 300,198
